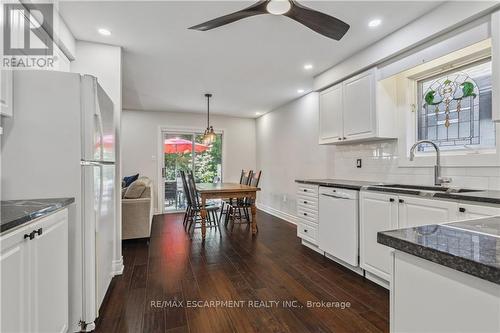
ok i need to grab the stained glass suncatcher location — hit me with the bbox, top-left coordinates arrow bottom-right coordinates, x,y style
417,59 -> 494,151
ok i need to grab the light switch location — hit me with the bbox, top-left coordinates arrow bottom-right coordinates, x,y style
356,159 -> 362,168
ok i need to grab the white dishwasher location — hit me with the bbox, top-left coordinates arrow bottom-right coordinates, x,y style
318,186 -> 359,266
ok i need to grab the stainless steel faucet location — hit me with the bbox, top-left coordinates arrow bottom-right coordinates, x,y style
409,140 -> 452,186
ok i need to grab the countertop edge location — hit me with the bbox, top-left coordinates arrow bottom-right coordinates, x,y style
377,231 -> 500,285
1,198 -> 75,234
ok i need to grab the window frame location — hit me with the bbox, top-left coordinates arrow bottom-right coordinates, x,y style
396,39 -> 500,168
415,57 -> 494,152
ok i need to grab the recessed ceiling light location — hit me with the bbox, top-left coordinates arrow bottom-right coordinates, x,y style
368,19 -> 382,28
304,64 -> 313,70
98,28 -> 111,36
297,89 -> 305,93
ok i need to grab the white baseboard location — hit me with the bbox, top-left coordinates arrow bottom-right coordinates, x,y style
256,203 -> 298,225
111,257 -> 124,276
365,271 -> 390,289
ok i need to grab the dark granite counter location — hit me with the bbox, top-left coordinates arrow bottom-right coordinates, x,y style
378,217 -> 500,285
434,189 -> 500,205
295,179 -> 380,191
1,198 -> 75,233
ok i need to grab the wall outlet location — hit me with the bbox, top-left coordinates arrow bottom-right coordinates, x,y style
356,159 -> 362,168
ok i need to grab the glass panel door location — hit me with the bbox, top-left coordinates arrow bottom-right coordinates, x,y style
162,131 -> 223,212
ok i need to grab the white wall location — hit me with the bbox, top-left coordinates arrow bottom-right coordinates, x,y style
122,110 -> 256,212
256,93 -> 334,221
256,93 -> 500,223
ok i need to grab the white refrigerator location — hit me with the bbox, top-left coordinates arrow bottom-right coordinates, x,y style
1,70 -> 116,332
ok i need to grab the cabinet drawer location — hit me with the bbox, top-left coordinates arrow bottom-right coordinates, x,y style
297,195 -> 318,210
297,207 -> 317,223
297,185 -> 318,197
297,222 -> 317,244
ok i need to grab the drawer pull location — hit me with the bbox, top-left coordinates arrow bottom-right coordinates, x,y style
303,201 -> 308,204
459,207 -> 466,213
399,199 -> 404,204
34,228 -> 43,236
389,198 -> 395,202
304,229 -> 308,233
303,213 -> 308,216
24,231 -> 35,240
303,189 -> 307,192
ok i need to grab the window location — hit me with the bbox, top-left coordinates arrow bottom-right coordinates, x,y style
417,58 -> 495,152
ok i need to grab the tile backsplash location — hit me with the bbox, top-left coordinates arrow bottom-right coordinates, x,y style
327,140 -> 500,190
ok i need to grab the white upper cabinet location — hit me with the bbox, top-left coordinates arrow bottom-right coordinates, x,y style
343,70 -> 376,140
318,68 -> 397,144
1,70 -> 13,117
319,83 -> 343,143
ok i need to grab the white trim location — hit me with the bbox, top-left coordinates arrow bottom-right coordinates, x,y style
256,202 -> 298,225
111,257 -> 124,276
301,239 -> 322,254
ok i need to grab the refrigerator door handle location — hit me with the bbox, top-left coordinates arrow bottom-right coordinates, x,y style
81,160 -> 115,166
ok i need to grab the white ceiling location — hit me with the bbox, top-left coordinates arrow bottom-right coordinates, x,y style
59,1 -> 442,118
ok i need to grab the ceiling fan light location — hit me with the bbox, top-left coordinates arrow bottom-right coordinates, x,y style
266,0 -> 291,15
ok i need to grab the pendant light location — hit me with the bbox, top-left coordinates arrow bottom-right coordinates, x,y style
203,93 -> 217,145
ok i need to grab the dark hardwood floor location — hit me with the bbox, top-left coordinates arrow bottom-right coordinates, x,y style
95,210 -> 389,333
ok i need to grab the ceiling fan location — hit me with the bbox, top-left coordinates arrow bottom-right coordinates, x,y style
188,0 -> 350,41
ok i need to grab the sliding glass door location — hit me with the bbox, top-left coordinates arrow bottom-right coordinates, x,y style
162,131 -> 222,212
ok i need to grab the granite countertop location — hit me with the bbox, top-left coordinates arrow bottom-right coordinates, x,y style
378,217 -> 500,285
296,179 -> 500,204
295,179 -> 380,190
1,198 -> 75,233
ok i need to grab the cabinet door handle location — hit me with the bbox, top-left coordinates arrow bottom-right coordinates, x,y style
33,228 -> 43,236
343,137 -> 347,140
24,231 -> 35,240
303,213 -> 308,216
304,229 -> 308,233
399,199 -> 404,203
459,207 -> 466,213
389,198 -> 395,202
303,189 -> 307,192
303,201 -> 308,204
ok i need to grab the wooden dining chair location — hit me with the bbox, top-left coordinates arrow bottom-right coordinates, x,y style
225,170 -> 260,227
185,171 -> 221,233
219,169 -> 252,224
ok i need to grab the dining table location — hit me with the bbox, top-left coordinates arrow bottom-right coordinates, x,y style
196,183 -> 261,241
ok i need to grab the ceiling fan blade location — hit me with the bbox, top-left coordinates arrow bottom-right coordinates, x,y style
189,1 -> 268,31
284,1 -> 350,40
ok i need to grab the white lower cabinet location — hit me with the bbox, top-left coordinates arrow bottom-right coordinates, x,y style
0,209 -> 69,333
397,195 -> 457,228
393,251 -> 500,333
360,191 -> 500,288
296,184 -> 319,246
360,191 -> 398,282
456,202 -> 500,220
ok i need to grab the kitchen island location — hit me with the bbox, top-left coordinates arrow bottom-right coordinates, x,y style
378,218 -> 500,333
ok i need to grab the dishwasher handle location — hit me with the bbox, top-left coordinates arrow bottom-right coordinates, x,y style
321,193 -> 352,200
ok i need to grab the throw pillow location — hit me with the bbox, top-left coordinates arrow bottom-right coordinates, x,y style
124,181 -> 146,199
123,173 -> 139,187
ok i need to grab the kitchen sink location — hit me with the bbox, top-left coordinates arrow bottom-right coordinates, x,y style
373,184 -> 482,194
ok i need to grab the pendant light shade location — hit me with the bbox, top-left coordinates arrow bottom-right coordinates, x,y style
203,93 -> 217,145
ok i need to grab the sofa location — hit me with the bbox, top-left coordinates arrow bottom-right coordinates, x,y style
122,176 -> 153,240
